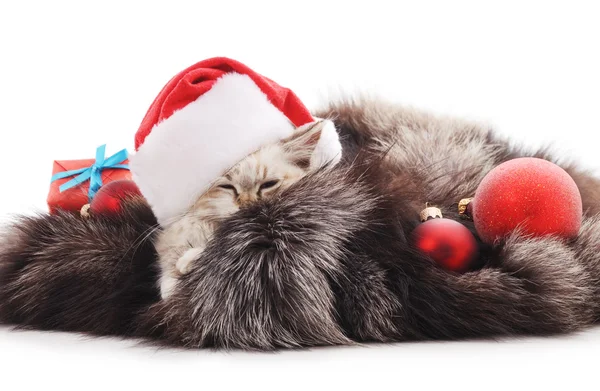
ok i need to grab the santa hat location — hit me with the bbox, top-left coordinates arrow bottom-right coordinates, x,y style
130,57 -> 342,226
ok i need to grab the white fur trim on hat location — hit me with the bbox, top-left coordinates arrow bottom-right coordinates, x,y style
310,119 -> 343,169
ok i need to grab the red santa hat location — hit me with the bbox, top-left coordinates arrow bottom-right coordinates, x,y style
130,57 -> 342,226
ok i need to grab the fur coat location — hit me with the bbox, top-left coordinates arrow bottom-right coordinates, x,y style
2,98 -> 600,350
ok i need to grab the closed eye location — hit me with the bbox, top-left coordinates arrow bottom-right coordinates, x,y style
259,180 -> 280,190
219,184 -> 236,191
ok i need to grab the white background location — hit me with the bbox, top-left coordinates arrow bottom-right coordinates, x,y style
1,1 -> 599,390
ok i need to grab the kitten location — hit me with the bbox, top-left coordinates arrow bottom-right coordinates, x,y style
156,121 -> 330,299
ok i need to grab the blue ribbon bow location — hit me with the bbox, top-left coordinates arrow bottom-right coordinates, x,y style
51,144 -> 130,202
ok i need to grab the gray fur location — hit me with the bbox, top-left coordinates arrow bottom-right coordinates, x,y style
2,97 -> 600,349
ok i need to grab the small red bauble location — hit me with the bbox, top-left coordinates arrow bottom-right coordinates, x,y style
89,179 -> 142,215
412,217 -> 478,273
472,157 -> 582,245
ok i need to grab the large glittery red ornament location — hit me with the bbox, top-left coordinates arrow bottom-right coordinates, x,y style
472,157 -> 582,245
412,218 -> 478,273
89,180 -> 142,215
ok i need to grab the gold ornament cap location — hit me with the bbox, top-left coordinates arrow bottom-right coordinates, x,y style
458,197 -> 474,219
420,206 -> 443,222
80,203 -> 91,219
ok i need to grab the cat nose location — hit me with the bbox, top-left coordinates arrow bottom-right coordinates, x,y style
238,193 -> 258,206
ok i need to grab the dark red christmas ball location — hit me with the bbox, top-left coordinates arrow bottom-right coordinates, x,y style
412,218 -> 478,273
472,158 -> 582,245
89,179 -> 142,215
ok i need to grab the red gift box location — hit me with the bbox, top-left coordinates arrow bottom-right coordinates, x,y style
47,154 -> 131,214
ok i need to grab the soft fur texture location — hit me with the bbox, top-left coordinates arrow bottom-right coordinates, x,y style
3,97 -> 600,350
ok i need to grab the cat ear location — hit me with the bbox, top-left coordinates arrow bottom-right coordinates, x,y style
282,119 -> 342,170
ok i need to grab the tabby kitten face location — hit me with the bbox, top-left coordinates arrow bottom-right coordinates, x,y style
191,121 -> 326,221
